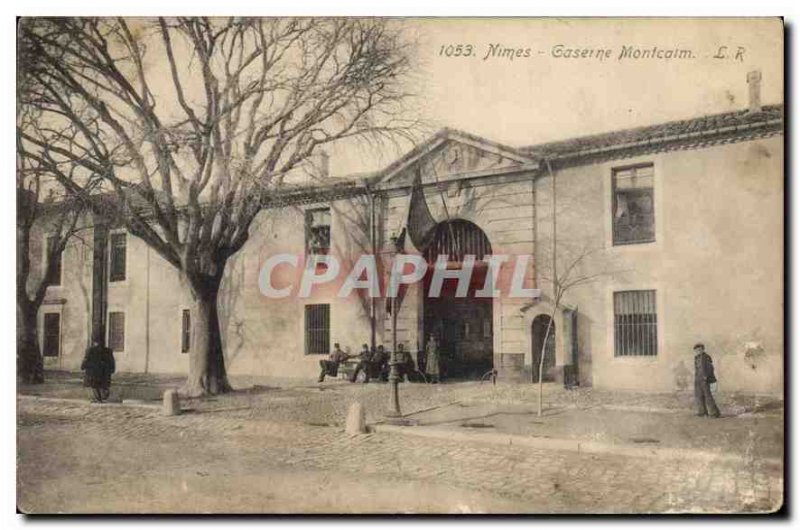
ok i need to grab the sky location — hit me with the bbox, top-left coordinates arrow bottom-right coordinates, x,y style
326,17 -> 783,177
21,17 -> 785,189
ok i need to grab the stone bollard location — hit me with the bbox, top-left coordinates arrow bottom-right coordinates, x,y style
162,389 -> 180,416
345,402 -> 367,435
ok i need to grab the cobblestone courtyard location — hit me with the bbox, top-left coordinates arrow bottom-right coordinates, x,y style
17,376 -> 783,514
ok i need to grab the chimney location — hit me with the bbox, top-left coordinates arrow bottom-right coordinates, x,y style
310,150 -> 330,179
747,70 -> 762,113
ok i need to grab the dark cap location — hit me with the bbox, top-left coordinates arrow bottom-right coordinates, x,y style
693,343 -> 705,350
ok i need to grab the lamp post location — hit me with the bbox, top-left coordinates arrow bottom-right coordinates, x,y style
385,233 -> 403,421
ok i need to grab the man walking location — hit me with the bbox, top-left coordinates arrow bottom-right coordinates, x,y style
81,339 -> 115,403
318,343 -> 349,382
693,343 -> 720,417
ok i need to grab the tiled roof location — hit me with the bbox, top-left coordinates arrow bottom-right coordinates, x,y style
261,178 -> 373,208
521,104 -> 783,163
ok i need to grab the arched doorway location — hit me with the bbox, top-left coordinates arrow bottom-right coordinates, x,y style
422,220 -> 493,380
531,314 -> 556,382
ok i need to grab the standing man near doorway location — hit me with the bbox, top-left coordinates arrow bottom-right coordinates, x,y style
425,334 -> 441,384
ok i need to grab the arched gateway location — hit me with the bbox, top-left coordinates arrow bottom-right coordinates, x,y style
421,220 -> 493,380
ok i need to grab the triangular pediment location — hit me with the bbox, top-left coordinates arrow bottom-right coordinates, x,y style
377,128 -> 539,188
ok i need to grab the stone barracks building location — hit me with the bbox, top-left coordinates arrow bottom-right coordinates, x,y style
32,79 -> 783,394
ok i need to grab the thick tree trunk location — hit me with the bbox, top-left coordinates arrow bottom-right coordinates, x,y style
180,281 -> 233,397
18,303 -> 44,384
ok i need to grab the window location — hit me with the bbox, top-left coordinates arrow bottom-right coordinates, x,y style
109,232 -> 127,282
44,235 -> 62,286
181,309 -> 191,353
612,164 -> 655,245
305,208 -> 331,255
42,313 -> 61,357
108,311 -> 125,352
305,304 -> 330,355
614,290 -> 657,356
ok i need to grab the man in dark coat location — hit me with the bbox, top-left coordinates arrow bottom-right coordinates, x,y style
318,343 -> 349,382
693,343 -> 720,417
372,345 -> 389,382
395,343 -> 416,382
81,340 -> 115,403
350,343 -> 374,383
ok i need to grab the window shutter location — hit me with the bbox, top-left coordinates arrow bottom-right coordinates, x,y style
45,236 -> 62,286
42,313 -> 61,357
109,233 -> 127,282
181,310 -> 191,353
108,312 -> 125,352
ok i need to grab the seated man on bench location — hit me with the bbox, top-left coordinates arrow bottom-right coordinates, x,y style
317,343 -> 350,382
394,343 -> 419,382
372,345 -> 390,382
349,343 -> 374,383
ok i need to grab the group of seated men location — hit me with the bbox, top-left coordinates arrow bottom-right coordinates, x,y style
317,342 -> 417,383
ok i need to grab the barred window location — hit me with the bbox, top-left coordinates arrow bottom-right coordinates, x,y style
109,233 -> 127,282
108,311 -> 125,352
614,290 -> 657,356
305,208 -> 331,256
42,312 -> 61,357
45,235 -> 62,286
612,164 -> 655,245
305,304 -> 330,355
181,309 -> 191,354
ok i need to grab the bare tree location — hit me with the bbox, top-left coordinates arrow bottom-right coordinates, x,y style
533,160 -> 623,416
16,39 -> 101,384
535,246 -> 610,416
17,17 -> 419,396
16,157 -> 89,384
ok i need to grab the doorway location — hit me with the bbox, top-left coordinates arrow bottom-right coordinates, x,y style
421,220 -> 493,380
531,314 -> 556,382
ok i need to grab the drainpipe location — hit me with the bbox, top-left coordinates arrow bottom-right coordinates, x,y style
547,158 -> 558,379
548,158 -> 556,296
529,168 -> 538,378
144,244 -> 150,374
368,185 -> 377,350
531,168 -> 538,288
90,220 -> 109,347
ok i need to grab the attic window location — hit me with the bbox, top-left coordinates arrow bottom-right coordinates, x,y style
305,208 -> 331,256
